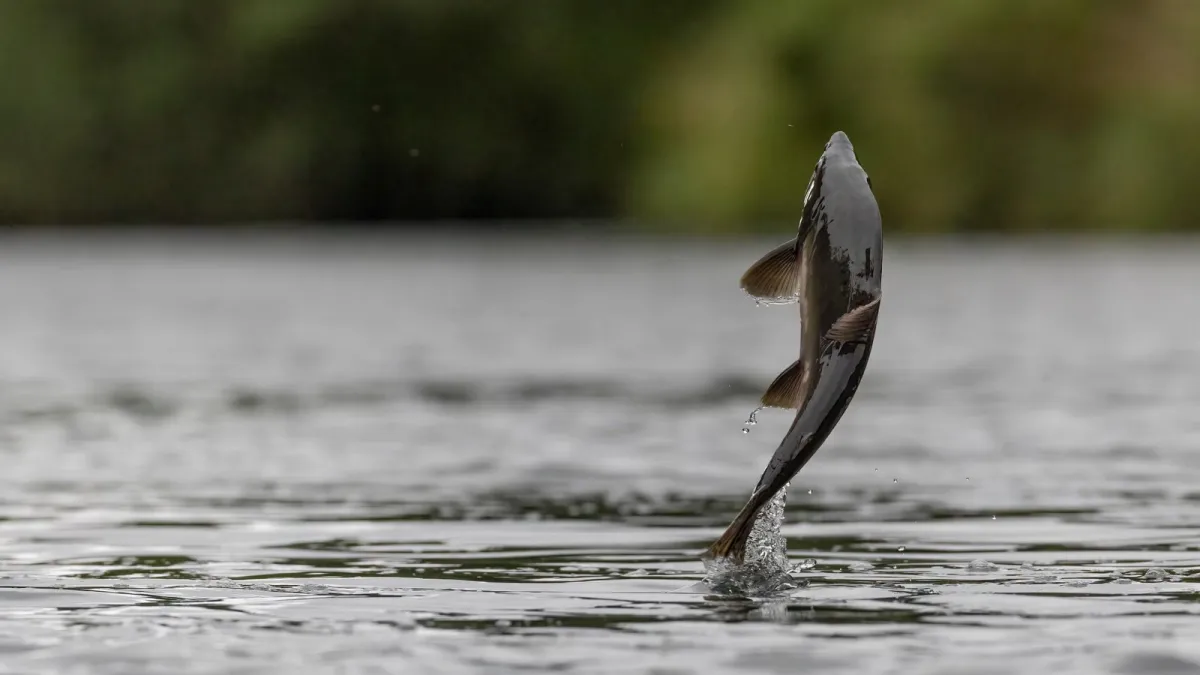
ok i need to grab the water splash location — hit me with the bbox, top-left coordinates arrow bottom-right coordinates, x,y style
702,482 -> 800,596
744,482 -> 789,569
967,559 -> 999,573
753,294 -> 800,307
741,407 -> 763,434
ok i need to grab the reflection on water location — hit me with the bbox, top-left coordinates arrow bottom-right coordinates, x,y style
2,231 -> 1200,674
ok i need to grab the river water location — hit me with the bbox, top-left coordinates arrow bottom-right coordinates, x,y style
1,229 -> 1199,674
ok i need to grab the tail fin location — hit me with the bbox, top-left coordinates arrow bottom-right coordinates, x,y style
704,497 -> 765,563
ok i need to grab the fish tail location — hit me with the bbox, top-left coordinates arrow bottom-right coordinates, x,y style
704,499 -> 764,563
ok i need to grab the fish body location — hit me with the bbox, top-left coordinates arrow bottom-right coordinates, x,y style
706,131 -> 883,562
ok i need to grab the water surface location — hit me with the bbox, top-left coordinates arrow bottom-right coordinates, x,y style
2,230 -> 1200,674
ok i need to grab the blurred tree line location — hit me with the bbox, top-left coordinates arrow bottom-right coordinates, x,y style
1,0 -> 1198,232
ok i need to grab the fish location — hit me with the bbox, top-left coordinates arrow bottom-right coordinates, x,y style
705,130 -> 883,563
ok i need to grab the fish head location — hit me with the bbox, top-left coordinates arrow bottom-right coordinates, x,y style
821,131 -> 871,192
798,132 -> 870,236
814,131 -> 884,292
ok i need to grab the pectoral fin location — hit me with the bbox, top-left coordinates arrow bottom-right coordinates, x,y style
761,358 -> 807,409
740,239 -> 800,302
824,297 -> 881,344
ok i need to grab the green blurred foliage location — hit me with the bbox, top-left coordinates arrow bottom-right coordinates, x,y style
634,0 -> 1200,232
0,0 -> 714,223
0,1 -> 1198,231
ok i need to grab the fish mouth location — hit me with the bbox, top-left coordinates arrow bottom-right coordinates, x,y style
826,130 -> 852,150
823,130 -> 860,169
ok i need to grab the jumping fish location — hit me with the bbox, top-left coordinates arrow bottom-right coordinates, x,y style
706,130 -> 883,563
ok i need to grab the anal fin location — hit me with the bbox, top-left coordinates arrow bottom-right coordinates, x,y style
740,239 -> 800,303
761,358 -> 807,409
825,297 -> 881,344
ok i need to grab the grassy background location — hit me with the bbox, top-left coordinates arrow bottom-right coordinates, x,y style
1,1 -> 1198,232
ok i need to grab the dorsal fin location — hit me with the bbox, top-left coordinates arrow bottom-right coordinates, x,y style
739,240 -> 800,302
761,358 -> 807,409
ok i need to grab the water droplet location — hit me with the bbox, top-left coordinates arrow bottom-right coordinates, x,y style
753,294 -> 800,307
741,406 -> 763,434
991,515 -> 997,520
794,558 -> 817,571
965,476 -> 970,481
874,467 -> 878,472
892,478 -> 898,483
897,546 -> 906,552
807,489 -> 812,495
847,561 -> 873,572
1143,568 -> 1167,582
495,619 -> 512,628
